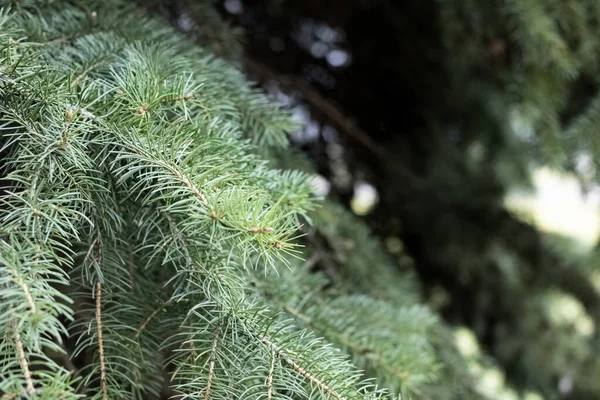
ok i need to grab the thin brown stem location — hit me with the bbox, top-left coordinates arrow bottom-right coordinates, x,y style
84,238 -> 98,266
133,145 -> 212,208
44,36 -> 68,46
135,301 -> 171,338
245,59 -> 386,158
95,282 -> 108,400
12,320 -> 34,395
72,61 -> 106,87
267,349 -> 275,400
162,93 -> 193,103
171,166 -> 210,207
204,327 -> 221,400
13,273 -> 36,313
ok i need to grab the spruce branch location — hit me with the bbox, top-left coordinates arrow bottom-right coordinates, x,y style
258,335 -> 347,400
0,2 -> 452,399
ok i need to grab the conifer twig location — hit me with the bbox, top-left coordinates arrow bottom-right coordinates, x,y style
162,93 -> 194,103
13,273 -> 36,313
135,301 -> 171,338
44,36 -> 68,46
95,282 -> 108,400
204,327 -> 221,400
84,238 -> 98,265
72,61 -> 106,87
172,167 -> 210,207
267,349 -> 275,400
12,320 -> 34,395
133,145 -> 212,208
136,307 -> 161,338
258,335 -> 347,400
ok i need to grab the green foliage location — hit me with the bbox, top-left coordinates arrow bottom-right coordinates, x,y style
440,0 -> 600,178
433,2 -> 600,397
0,1 -> 482,399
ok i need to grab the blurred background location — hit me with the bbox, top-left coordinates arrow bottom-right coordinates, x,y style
168,1 -> 600,398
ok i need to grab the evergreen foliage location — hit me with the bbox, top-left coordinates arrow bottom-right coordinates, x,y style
0,1 -> 479,399
432,2 -> 600,396
440,0 -> 600,178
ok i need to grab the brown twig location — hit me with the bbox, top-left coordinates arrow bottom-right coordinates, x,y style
267,349 -> 275,400
13,273 -> 36,313
95,282 -> 108,400
12,320 -> 34,395
204,327 -> 221,400
44,36 -> 69,46
245,58 -> 423,186
173,167 -> 210,206
135,147 -> 210,208
84,238 -> 98,266
72,61 -> 106,87
135,301 -> 171,338
162,93 -> 194,103
245,59 -> 388,158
